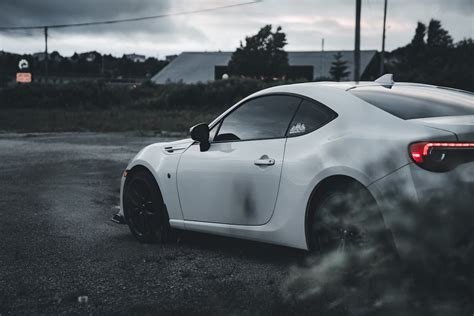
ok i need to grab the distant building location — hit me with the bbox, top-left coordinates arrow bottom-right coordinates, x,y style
33,52 -> 47,61
86,54 -> 95,62
124,54 -> 146,63
165,54 -> 178,62
151,50 -> 377,84
77,51 -> 100,62
32,52 -> 62,62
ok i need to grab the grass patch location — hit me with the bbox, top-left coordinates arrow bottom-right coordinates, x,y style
0,109 -> 218,133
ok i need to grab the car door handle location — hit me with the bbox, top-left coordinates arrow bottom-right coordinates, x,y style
254,155 -> 275,166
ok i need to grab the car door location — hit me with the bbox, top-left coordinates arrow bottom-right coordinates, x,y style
177,95 -> 302,225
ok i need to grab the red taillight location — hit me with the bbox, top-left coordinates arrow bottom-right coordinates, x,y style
410,142 -> 427,163
409,142 -> 474,171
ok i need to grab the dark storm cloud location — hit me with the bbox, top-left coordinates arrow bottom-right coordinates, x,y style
428,0 -> 473,16
0,0 -> 197,36
0,0 -> 471,56
0,0 -> 169,25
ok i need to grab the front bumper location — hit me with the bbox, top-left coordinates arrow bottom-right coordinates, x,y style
112,172 -> 128,224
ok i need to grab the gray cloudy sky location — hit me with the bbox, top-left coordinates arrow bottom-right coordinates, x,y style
0,0 -> 472,58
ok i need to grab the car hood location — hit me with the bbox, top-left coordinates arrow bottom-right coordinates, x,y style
410,115 -> 474,141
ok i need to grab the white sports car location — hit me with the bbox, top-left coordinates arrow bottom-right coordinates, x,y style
113,75 -> 473,259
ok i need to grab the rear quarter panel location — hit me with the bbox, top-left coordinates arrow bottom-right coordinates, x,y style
269,86 -> 459,249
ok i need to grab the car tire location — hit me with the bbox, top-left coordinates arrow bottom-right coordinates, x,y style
123,169 -> 174,244
308,181 -> 394,259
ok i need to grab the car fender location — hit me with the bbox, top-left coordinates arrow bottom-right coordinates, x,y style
120,139 -> 194,226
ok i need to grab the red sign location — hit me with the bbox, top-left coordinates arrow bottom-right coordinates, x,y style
16,72 -> 32,83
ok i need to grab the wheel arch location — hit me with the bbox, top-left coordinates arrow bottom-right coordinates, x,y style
304,175 -> 373,250
123,164 -> 169,218
122,163 -> 177,243
125,163 -> 165,197
127,164 -> 152,176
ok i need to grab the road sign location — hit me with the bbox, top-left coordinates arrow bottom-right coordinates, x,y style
18,59 -> 29,70
16,72 -> 32,83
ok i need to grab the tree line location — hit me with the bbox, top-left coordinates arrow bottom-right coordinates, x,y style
1,19 -> 472,91
385,19 -> 473,91
226,21 -> 473,91
0,51 -> 168,85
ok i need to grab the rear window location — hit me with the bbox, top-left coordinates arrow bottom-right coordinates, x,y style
286,99 -> 337,136
350,85 -> 474,119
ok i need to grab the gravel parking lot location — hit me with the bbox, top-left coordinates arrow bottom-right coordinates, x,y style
1,132 -> 470,315
0,132 -> 322,315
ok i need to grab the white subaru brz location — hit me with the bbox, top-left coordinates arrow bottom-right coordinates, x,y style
114,75 -> 474,258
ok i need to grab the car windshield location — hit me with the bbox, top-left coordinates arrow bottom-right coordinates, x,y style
349,85 -> 474,119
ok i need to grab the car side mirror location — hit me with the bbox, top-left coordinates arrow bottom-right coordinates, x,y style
190,123 -> 210,152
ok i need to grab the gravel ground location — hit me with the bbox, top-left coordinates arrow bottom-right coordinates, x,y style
0,132 -> 337,315
1,132 -> 469,315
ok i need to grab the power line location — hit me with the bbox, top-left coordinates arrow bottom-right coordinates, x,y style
0,1 -> 262,31
0,1 -> 262,78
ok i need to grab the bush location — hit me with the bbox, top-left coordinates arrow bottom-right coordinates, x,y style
0,82 -> 130,110
0,77 -> 274,111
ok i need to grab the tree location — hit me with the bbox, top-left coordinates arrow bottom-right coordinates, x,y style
376,19 -> 473,91
329,52 -> 350,81
427,19 -> 453,47
228,25 -> 289,79
411,22 -> 426,47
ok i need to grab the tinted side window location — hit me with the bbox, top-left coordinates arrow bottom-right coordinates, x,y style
214,95 -> 301,142
287,100 -> 337,136
350,85 -> 474,119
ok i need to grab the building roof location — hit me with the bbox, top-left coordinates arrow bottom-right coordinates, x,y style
151,50 -> 377,84
124,53 -> 146,58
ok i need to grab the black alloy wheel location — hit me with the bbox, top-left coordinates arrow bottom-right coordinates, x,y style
123,170 -> 172,243
309,182 -> 389,257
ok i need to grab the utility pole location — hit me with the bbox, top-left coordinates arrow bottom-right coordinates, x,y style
44,26 -> 48,78
380,0 -> 388,75
101,54 -> 105,76
354,0 -> 361,82
320,38 -> 324,79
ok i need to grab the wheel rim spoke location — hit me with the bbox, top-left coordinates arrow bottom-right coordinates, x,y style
128,186 -> 144,207
313,192 -> 374,254
125,178 -> 160,237
140,211 -> 148,233
337,237 -> 346,254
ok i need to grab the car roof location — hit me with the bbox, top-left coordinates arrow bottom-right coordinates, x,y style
210,75 -> 466,128
274,80 -> 441,92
